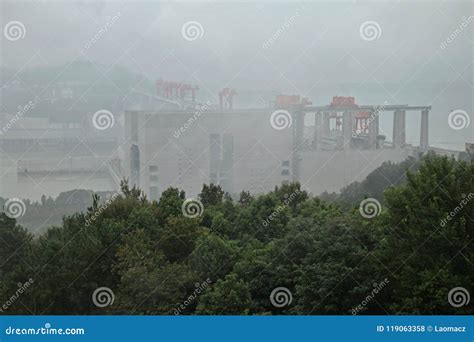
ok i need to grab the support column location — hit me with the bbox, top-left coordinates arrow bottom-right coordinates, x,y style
420,109 -> 429,149
323,111 -> 330,137
368,111 -> 379,149
313,111 -> 323,151
392,109 -> 406,148
342,110 -> 354,150
292,110 -> 304,182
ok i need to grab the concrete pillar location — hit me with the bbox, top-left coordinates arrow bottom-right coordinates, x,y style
420,109 -> 429,149
342,110 -> 354,150
392,109 -> 406,148
292,110 -> 304,182
323,111 -> 331,136
368,110 -> 379,149
313,111 -> 323,151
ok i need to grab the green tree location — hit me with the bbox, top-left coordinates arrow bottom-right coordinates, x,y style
156,187 -> 185,225
158,217 -> 201,263
115,229 -> 198,314
196,273 -> 252,315
295,216 -> 383,315
190,232 -> 237,280
381,154 -> 473,314
0,214 -> 35,314
199,184 -> 225,206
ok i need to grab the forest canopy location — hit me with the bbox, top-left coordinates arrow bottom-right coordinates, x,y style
0,154 -> 472,315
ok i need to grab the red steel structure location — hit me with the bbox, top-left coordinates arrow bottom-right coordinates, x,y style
156,79 -> 199,102
219,88 -> 237,110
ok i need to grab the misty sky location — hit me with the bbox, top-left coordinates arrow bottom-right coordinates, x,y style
1,0 -> 473,149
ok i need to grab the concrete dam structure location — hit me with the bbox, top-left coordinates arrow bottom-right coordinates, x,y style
124,94 -> 461,198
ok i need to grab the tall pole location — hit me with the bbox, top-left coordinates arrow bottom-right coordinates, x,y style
393,109 -> 406,148
420,109 -> 429,150
368,110 -> 379,149
292,109 -> 304,182
313,111 -> 323,151
322,111 -> 330,137
342,110 -> 353,150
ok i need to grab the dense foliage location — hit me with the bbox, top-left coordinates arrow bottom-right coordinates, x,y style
0,154 -> 472,315
321,156 -> 421,209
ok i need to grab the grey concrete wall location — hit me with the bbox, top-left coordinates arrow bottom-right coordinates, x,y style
127,110 -> 293,198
